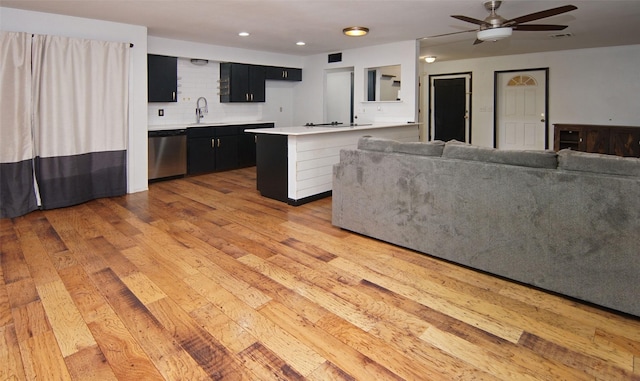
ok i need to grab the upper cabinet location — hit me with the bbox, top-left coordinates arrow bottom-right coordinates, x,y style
219,63 -> 266,103
220,63 -> 303,103
265,66 -> 302,81
148,54 -> 177,102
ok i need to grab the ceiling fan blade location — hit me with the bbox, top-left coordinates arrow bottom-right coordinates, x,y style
514,24 -> 568,31
473,39 -> 484,45
421,29 -> 478,39
506,5 -> 578,25
452,15 -> 488,26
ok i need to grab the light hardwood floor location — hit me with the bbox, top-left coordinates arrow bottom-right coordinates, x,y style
1,167 -> 639,380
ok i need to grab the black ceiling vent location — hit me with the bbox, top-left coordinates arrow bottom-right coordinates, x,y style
328,52 -> 342,63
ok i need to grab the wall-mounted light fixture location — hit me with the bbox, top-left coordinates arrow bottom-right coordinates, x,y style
343,26 -> 369,37
424,56 -> 436,64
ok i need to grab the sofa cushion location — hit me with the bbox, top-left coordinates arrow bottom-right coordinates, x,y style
442,140 -> 558,169
357,136 -> 397,152
558,149 -> 640,177
393,140 -> 445,157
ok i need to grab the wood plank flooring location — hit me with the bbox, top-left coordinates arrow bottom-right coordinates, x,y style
1,167 -> 639,380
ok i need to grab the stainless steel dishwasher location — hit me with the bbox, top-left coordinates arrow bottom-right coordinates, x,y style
148,129 -> 187,181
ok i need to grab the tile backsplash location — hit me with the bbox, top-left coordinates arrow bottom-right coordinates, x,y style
147,58 -> 263,126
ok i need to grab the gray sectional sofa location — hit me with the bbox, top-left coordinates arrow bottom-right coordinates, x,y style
332,137 -> 640,317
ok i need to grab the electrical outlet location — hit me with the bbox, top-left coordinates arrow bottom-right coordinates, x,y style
158,109 -> 164,116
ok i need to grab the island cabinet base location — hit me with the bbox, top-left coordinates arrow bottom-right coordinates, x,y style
256,134 -> 288,202
253,123 -> 420,206
256,134 -> 332,205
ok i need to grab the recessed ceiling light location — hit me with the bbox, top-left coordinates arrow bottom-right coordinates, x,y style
296,41 -> 306,46
343,26 -> 369,37
238,32 -> 250,37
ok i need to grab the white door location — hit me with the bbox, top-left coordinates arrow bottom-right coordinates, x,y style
496,70 -> 547,150
325,68 -> 353,124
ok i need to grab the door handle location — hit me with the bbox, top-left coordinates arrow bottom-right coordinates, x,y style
541,113 -> 546,122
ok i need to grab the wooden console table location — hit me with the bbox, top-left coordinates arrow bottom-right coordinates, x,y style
554,124 -> 640,157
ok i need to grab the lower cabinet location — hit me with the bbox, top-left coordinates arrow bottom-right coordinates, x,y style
187,123 -> 274,175
554,124 -> 640,157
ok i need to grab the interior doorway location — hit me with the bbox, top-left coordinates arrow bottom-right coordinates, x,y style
429,73 -> 471,142
494,68 -> 548,149
325,68 -> 353,124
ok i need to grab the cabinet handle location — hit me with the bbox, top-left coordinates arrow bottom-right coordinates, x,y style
211,138 -> 215,148
217,138 -> 221,148
283,70 -> 287,78
172,91 -> 176,101
246,93 -> 249,101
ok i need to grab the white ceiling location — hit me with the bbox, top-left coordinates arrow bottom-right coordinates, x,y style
3,0 -> 640,62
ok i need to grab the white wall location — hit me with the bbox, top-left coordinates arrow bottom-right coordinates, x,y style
148,37 -> 421,128
295,40 -> 420,126
1,7 -> 149,194
146,38 -> 301,128
422,44 -> 640,147
147,36 -> 304,128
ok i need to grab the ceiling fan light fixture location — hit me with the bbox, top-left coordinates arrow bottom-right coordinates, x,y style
425,56 -> 436,63
477,27 -> 512,41
343,26 -> 369,37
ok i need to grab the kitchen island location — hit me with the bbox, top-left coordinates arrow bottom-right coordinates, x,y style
247,122 -> 420,205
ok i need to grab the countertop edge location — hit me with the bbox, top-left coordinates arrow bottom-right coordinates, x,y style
246,122 -> 421,136
148,121 -> 275,132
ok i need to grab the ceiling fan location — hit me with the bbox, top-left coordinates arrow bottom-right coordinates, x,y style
425,1 -> 577,45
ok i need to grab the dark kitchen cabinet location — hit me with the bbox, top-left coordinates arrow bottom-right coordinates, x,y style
265,66 -> 302,81
148,54 -> 177,102
187,126 -> 217,174
219,63 -> 265,103
256,134 -> 289,203
239,123 -> 274,167
214,127 -> 240,171
554,124 -> 640,157
187,123 -> 274,175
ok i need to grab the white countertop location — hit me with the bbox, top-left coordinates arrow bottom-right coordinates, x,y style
246,122 -> 420,136
148,121 -> 274,132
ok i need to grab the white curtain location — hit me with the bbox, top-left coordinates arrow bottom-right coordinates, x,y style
0,32 -> 129,218
0,32 -> 38,218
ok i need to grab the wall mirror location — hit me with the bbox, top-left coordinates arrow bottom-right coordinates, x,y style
365,64 -> 401,102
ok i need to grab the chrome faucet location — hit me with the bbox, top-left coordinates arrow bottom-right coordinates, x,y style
196,97 -> 208,123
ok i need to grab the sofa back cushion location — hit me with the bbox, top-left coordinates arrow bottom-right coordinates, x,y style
357,136 -> 397,152
442,140 -> 558,169
393,140 -> 445,156
357,136 -> 445,157
558,149 -> 640,177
